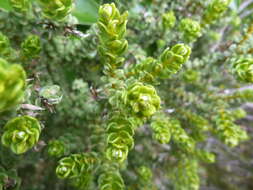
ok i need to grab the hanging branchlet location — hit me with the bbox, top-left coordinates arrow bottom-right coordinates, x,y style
179,18 -> 202,42
202,0 -> 231,26
0,58 -> 26,112
38,0 -> 74,21
170,119 -> 196,153
213,109 -> 248,147
150,113 -> 171,144
180,110 -> 209,141
1,116 -> 41,154
97,3 -> 128,74
231,57 -> 253,83
170,158 -> 199,190
21,35 -> 41,59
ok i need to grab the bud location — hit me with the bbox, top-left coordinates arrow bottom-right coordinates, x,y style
123,82 -> 161,117
106,146 -> 128,163
56,156 -> 77,179
203,0 -> 231,25
98,3 -> 120,24
179,18 -> 202,42
1,116 -> 41,154
137,166 -> 153,181
160,44 -> 191,77
170,43 -> 191,62
162,11 -> 176,30
38,0 -> 74,21
48,140 -> 66,157
21,35 -> 41,58
232,58 -> 253,83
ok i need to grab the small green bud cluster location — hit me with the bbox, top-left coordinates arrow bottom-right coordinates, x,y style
179,18 -> 202,42
214,110 -> 248,147
160,44 -> 191,77
123,82 -> 161,117
21,35 -> 41,59
38,0 -> 74,21
47,139 -> 67,157
98,165 -> 125,190
232,58 -> 253,83
162,11 -> 176,30
98,3 -> 128,72
0,58 -> 26,112
137,166 -> 153,182
151,113 -> 171,144
56,153 -> 98,181
105,113 -> 135,162
203,0 -> 231,25
9,0 -> 30,13
183,69 -> 200,83
1,116 -> 41,154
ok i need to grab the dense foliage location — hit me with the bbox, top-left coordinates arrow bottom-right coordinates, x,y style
0,0 -> 253,189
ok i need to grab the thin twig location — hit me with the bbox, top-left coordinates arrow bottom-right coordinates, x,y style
21,104 -> 45,111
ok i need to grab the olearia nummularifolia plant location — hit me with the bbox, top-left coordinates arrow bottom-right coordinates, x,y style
0,0 -> 253,189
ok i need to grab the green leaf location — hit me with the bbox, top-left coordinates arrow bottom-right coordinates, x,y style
73,0 -> 102,25
0,0 -> 12,11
